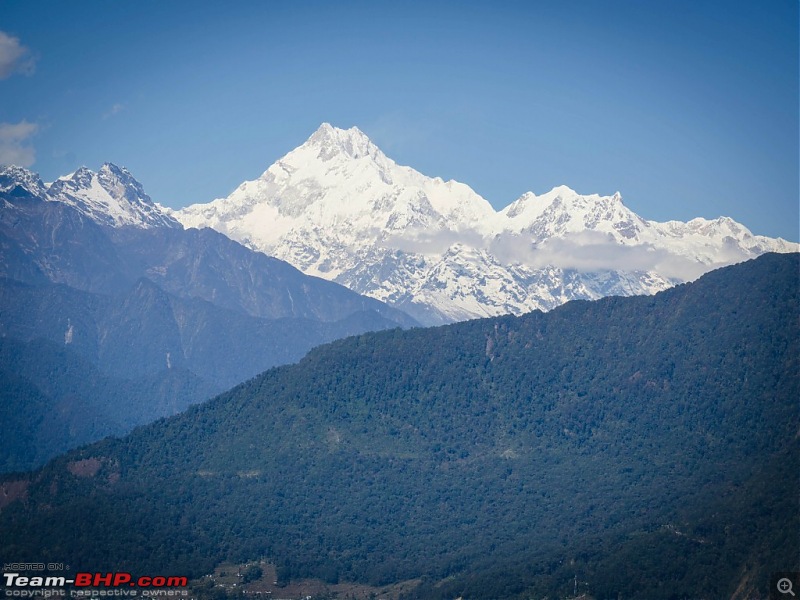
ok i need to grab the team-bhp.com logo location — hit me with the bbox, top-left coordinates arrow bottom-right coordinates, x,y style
3,572 -> 188,597
4,574 -> 187,588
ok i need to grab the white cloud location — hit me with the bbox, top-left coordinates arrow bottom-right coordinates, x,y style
490,230 -> 743,281
382,227 -> 715,281
0,120 -> 38,166
0,31 -> 36,79
382,227 -> 485,255
376,222 -> 753,283
103,103 -> 125,119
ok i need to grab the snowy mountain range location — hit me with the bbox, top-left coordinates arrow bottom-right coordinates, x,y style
173,123 -> 798,324
1,162 -> 179,229
2,125 -> 796,325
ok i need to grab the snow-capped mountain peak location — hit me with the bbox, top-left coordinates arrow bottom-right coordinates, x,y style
305,123 -> 382,162
46,163 -> 179,229
172,123 -> 799,325
499,185 -> 644,244
96,162 -> 150,204
0,165 -> 47,198
178,124 -> 497,260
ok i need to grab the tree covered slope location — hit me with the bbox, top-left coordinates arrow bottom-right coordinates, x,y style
1,253 -> 797,599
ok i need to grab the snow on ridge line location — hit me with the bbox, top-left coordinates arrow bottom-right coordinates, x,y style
5,125 -> 796,326
2,162 -> 180,230
169,124 -> 798,325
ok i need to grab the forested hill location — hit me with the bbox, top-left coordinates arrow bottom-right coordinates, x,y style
1,253 -> 798,599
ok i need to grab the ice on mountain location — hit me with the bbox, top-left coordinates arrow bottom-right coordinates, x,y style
166,124 -> 800,324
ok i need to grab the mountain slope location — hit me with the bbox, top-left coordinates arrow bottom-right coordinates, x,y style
0,276 -> 412,389
175,124 -> 798,324
0,162 -> 177,229
0,275 -> 412,472
0,335 -> 216,473
0,165 -> 417,471
1,253 -> 796,599
46,163 -> 181,229
0,164 -> 416,325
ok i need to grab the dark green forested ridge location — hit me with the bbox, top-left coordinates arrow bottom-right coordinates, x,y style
1,253 -> 797,599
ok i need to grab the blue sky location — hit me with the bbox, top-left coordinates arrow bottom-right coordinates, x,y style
1,0 -> 797,240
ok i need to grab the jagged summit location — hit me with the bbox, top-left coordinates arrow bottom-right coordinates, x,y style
4,162 -> 181,229
500,186 -> 647,242
304,123 -> 381,162
502,186 -> 588,218
178,124 -> 496,254
0,164 -> 47,197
